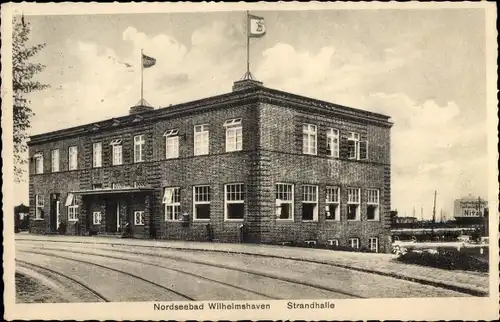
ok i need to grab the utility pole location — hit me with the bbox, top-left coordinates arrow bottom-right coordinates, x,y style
432,191 -> 437,240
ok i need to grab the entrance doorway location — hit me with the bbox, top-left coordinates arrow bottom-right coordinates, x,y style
105,200 -> 121,233
49,193 -> 60,233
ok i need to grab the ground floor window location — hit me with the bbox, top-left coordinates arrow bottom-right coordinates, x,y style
276,183 -> 294,220
134,211 -> 145,225
193,185 -> 210,220
225,183 -> 245,220
348,238 -> 360,249
302,185 -> 318,221
369,237 -> 378,252
93,211 -> 102,225
66,194 -> 78,221
325,186 -> 340,220
163,187 -> 181,221
35,194 -> 44,220
328,239 -> 339,247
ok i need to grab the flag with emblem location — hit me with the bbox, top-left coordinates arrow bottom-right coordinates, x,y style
142,53 -> 156,69
248,14 -> 266,38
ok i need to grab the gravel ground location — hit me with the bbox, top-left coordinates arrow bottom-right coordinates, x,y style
15,272 -> 68,303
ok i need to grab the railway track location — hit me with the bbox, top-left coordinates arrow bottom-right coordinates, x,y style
16,260 -> 109,302
18,246 -> 364,300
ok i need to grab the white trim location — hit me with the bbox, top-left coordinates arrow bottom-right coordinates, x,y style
349,237 -> 360,249
112,144 -> 123,166
51,149 -> 60,172
68,146 -> 78,170
134,135 -> 145,163
325,186 -> 340,221
302,185 -> 318,221
223,118 -> 242,127
328,239 -> 339,246
369,237 -> 379,253
67,195 -> 79,221
34,153 -> 44,174
109,139 -> 122,145
194,124 -> 209,156
326,128 -> 339,158
165,135 -> 179,159
276,183 -> 294,221
347,187 -> 361,221
93,211 -> 102,225
302,124 -> 317,155
225,124 -> 243,152
193,185 -> 211,221
163,129 -> 179,137
93,142 -> 102,168
164,187 -> 181,221
134,211 -> 145,225
347,131 -> 360,160
224,183 -> 245,221
35,194 -> 44,220
367,188 -> 380,221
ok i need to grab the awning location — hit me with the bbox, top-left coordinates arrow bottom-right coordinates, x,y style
71,187 -> 155,196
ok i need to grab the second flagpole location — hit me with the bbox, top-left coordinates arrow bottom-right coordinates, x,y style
246,11 -> 250,76
140,48 -> 144,103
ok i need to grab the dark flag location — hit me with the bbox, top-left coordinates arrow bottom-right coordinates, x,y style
142,53 -> 156,69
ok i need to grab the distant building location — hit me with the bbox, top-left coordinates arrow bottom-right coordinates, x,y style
453,194 -> 488,226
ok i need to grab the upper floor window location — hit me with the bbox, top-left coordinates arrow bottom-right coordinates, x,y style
110,139 -> 122,166
163,187 -> 181,221
325,186 -> 340,220
327,129 -> 339,158
35,194 -> 44,220
224,118 -> 243,152
193,185 -> 211,220
194,124 -> 209,156
276,183 -> 294,220
164,129 -> 179,159
51,149 -> 59,172
68,146 -> 78,170
302,124 -> 317,155
134,135 -> 145,163
367,189 -> 380,221
302,185 -> 318,221
347,188 -> 361,221
347,132 -> 368,160
225,183 -> 245,220
34,152 -> 43,174
93,142 -> 102,168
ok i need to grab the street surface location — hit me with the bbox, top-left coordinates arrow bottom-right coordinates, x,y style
15,238 -> 473,302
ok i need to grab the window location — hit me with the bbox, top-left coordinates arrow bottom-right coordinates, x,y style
302,185 -> 318,221
193,186 -> 210,220
93,142 -> 102,168
276,183 -> 294,220
67,194 -> 79,221
225,183 -> 245,220
93,211 -> 102,225
34,153 -> 44,174
367,189 -> 380,221
328,239 -> 339,247
110,139 -> 123,166
347,132 -> 360,160
68,146 -> 78,170
224,118 -> 243,152
302,124 -> 317,155
134,211 -> 145,225
163,187 -> 181,221
134,135 -> 145,163
326,186 -> 340,220
369,237 -> 378,252
92,183 -> 103,190
349,238 -> 360,249
35,194 -> 44,220
164,130 -> 179,159
347,132 -> 368,160
134,181 -> 147,188
327,129 -> 339,158
194,124 -> 209,156
347,188 -> 360,220
51,149 -> 59,172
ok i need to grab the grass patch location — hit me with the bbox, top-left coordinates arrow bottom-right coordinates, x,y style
396,249 -> 489,272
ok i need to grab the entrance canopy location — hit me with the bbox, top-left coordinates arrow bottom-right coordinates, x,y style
70,187 -> 155,196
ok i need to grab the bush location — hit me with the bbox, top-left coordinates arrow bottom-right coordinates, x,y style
274,241 -> 376,253
57,222 -> 67,235
396,248 -> 488,272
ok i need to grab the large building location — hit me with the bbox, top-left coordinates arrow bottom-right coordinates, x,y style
453,194 -> 489,226
28,79 -> 393,252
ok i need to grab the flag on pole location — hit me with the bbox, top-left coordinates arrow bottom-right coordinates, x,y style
142,53 -> 156,68
248,14 -> 266,38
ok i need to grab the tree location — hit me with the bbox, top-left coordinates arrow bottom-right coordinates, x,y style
13,15 -> 49,182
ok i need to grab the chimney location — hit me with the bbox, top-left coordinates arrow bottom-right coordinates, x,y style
129,98 -> 154,114
232,79 -> 264,92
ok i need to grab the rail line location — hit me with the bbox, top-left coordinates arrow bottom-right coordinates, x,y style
22,246 -> 364,299
16,259 -> 110,302
18,250 -> 196,301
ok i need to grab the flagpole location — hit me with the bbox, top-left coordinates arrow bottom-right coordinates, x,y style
246,10 -> 250,76
141,48 -> 144,103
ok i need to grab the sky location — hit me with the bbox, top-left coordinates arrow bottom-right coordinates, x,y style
14,8 -> 490,219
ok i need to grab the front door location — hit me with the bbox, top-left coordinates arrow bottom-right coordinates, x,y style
105,200 -> 118,233
49,193 -> 60,232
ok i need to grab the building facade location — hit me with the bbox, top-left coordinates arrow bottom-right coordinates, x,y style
453,195 -> 488,226
28,79 -> 393,252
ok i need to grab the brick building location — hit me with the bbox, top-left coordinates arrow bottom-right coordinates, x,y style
28,79 -> 393,252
